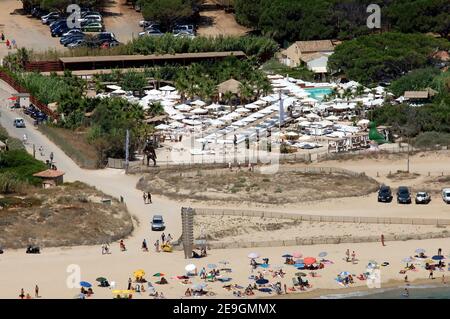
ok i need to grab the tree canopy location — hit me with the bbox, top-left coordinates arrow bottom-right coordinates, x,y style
327,32 -> 450,85
234,0 -> 450,43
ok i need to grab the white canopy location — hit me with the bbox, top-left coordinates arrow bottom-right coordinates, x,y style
169,121 -> 185,128
155,124 -> 170,130
191,100 -> 206,107
170,114 -> 185,120
159,85 -> 176,91
235,107 -> 250,113
190,108 -> 208,115
305,113 -> 320,119
175,104 -> 192,112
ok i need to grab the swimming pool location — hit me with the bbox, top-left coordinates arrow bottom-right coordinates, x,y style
305,87 -> 333,101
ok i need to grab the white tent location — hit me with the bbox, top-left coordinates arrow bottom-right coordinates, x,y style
159,85 -> 176,91
325,115 -> 340,121
155,124 -> 170,130
170,114 -> 185,120
305,113 -> 320,119
175,104 -> 192,112
169,121 -> 185,128
298,121 -> 311,127
147,89 -> 161,95
190,108 -> 208,115
357,119 -> 370,126
235,107 -> 250,113
206,103 -> 222,110
191,100 -> 206,107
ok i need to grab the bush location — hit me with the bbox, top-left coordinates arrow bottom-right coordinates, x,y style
0,150 -> 47,187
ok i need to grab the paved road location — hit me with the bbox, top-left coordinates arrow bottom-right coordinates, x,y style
0,79 -> 183,249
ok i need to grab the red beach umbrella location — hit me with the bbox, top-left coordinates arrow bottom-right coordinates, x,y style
303,257 -> 317,265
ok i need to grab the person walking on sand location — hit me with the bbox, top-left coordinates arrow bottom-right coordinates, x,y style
12,39 -> 16,49
161,233 -> 165,244
442,275 -> 446,284
127,278 -> 132,290
35,285 -> 39,298
142,239 -> 148,252
143,192 -> 147,204
6,39 -> 10,49
438,248 -> 442,256
147,192 -> 152,204
351,251 -> 356,264
19,288 -> 25,299
381,234 -> 385,246
155,240 -> 160,252
1,33 -> 4,41
345,249 -> 350,262
167,233 -> 172,243
429,270 -> 434,279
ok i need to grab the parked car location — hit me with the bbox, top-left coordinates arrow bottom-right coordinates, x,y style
151,215 -> 165,231
139,29 -> 163,37
81,22 -> 104,32
397,186 -> 412,204
81,11 -> 101,18
62,29 -> 83,38
42,12 -> 60,25
95,32 -> 116,42
144,24 -> 161,31
13,118 -> 26,128
173,30 -> 195,39
51,23 -> 70,37
442,188 -> 450,204
67,39 -> 86,48
378,185 -> 393,202
78,15 -> 102,24
61,33 -> 85,46
415,192 -> 431,204
173,24 -> 194,34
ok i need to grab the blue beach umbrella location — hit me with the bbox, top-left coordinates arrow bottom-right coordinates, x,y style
318,252 -> 328,258
432,255 -> 445,261
295,263 -> 305,269
339,271 -> 351,277
259,264 -> 269,269
80,281 -> 92,288
207,264 -> 217,269
256,279 -> 269,285
282,254 -> 293,258
415,248 -> 426,254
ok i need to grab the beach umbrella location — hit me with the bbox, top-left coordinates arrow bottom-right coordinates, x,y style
79,281 -> 92,288
218,277 -> 232,282
185,264 -> 196,272
318,252 -> 328,258
207,264 -> 217,269
259,264 -> 269,269
292,252 -> 302,258
153,273 -> 165,277
248,252 -> 259,259
339,271 -> 351,277
133,269 -> 145,278
191,283 -> 207,291
303,257 -> 317,265
282,254 -> 292,258
295,264 -> 305,269
255,279 -> 269,285
402,257 -> 413,263
432,255 -> 445,261
415,248 -> 426,254
295,272 -> 307,277
258,288 -> 272,293
96,277 -> 107,282
7,96 -> 18,101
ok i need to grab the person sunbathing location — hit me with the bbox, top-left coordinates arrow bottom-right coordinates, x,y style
159,277 -> 168,284
185,288 -> 192,297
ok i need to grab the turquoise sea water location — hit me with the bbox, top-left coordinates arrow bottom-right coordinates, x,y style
305,87 -> 332,101
319,285 -> 450,299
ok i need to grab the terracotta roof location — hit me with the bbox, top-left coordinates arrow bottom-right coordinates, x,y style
300,52 -> 328,63
296,40 -> 335,53
33,169 -> 65,178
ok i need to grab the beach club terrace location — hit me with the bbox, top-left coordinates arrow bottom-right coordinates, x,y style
56,51 -> 247,71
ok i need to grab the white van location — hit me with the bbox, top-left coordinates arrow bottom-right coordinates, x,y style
442,188 -> 450,204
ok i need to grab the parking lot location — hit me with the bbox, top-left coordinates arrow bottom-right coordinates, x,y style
0,0 -> 142,59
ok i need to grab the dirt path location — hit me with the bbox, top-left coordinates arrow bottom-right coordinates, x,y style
197,8 -> 249,37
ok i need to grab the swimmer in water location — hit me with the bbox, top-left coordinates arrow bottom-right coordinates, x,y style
403,288 -> 409,297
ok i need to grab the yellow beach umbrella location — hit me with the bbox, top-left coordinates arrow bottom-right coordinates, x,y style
133,269 -> 145,278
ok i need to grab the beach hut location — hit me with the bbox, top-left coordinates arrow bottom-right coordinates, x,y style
217,78 -> 242,97
33,169 -> 65,188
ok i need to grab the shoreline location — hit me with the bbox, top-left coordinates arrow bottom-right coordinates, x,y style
265,278 -> 448,299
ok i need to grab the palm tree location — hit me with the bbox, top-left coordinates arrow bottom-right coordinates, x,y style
239,81 -> 254,104
223,91 -> 234,108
